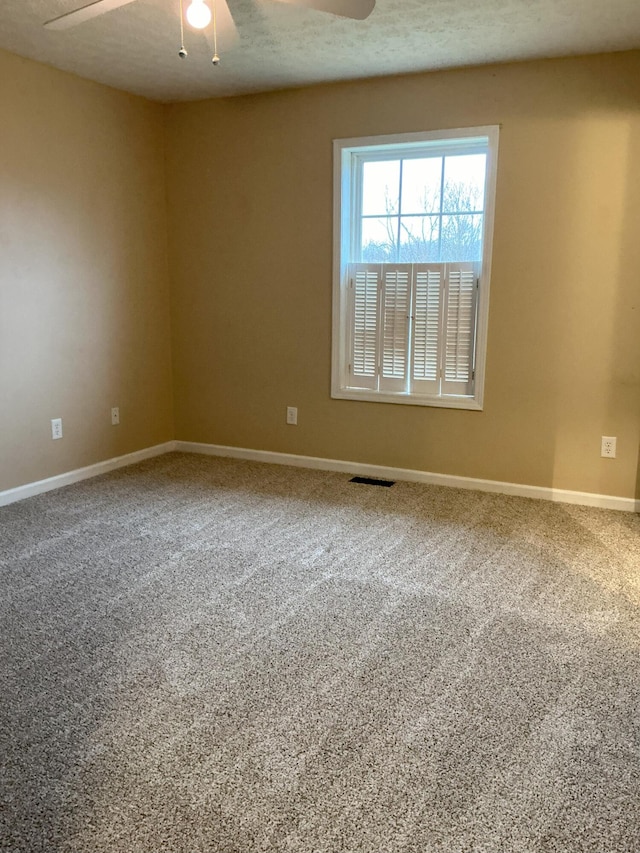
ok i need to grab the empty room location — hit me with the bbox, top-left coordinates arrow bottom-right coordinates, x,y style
1,1 -> 640,850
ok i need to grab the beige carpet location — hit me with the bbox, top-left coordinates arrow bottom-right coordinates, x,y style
1,452 -> 640,852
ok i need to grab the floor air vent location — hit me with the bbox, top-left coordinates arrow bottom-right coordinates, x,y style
349,476 -> 395,487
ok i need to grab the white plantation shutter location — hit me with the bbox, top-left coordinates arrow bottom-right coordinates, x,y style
380,266 -> 411,392
345,261 -> 480,399
348,264 -> 379,389
411,265 -> 442,395
441,262 -> 479,396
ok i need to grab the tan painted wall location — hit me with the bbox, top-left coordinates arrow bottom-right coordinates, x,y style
0,50 -> 174,492
2,48 -> 639,501
165,52 -> 640,500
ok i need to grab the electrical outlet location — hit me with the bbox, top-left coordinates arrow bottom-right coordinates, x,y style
51,418 -> 63,440
111,406 -> 120,426
601,436 -> 617,458
286,406 -> 298,425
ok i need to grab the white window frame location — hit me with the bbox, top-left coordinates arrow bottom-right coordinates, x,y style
331,126 -> 499,410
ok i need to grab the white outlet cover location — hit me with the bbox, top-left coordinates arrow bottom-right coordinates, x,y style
601,436 -> 617,458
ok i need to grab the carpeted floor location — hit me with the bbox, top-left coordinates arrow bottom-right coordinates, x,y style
1,452 -> 640,852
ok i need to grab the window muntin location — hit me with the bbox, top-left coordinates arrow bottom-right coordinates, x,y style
358,150 -> 487,264
332,127 -> 499,410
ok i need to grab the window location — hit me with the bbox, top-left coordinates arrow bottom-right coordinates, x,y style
332,126 -> 499,409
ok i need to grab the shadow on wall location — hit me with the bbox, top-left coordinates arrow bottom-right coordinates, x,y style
605,92 -> 640,504
543,68 -> 640,500
618,92 -> 640,508
485,62 -> 640,499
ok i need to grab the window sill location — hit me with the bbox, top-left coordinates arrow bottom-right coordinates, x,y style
331,387 -> 484,410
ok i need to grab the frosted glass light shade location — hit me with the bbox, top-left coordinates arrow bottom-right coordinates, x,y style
186,0 -> 211,29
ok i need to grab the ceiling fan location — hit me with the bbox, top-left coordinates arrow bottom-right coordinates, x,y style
44,0 -> 376,65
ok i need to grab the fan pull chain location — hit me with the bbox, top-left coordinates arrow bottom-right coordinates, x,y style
178,0 -> 187,57
212,0 -> 220,65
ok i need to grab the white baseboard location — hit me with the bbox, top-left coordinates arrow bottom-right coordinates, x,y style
176,441 -> 639,513
0,441 -> 178,508
3,439 -> 637,513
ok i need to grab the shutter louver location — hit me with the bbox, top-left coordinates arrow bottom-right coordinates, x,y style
380,266 -> 410,392
442,262 -> 479,396
411,265 -> 442,395
349,264 -> 379,389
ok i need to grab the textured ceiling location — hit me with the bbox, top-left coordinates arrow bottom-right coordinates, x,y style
2,0 -> 640,102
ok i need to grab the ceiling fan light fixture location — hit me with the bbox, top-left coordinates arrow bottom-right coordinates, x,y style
186,0 -> 212,29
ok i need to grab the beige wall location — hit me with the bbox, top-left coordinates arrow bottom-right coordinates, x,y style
165,52 -> 640,500
0,50 -> 174,492
2,48 -> 639,501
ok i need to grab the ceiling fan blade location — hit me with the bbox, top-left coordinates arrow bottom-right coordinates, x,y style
44,0 -> 138,30
272,0 -> 375,20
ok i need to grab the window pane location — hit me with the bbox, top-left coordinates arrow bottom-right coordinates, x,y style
401,157 -> 442,214
361,217 -> 398,262
440,214 -> 483,261
398,215 -> 440,262
443,154 -> 486,214
362,160 -> 400,216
